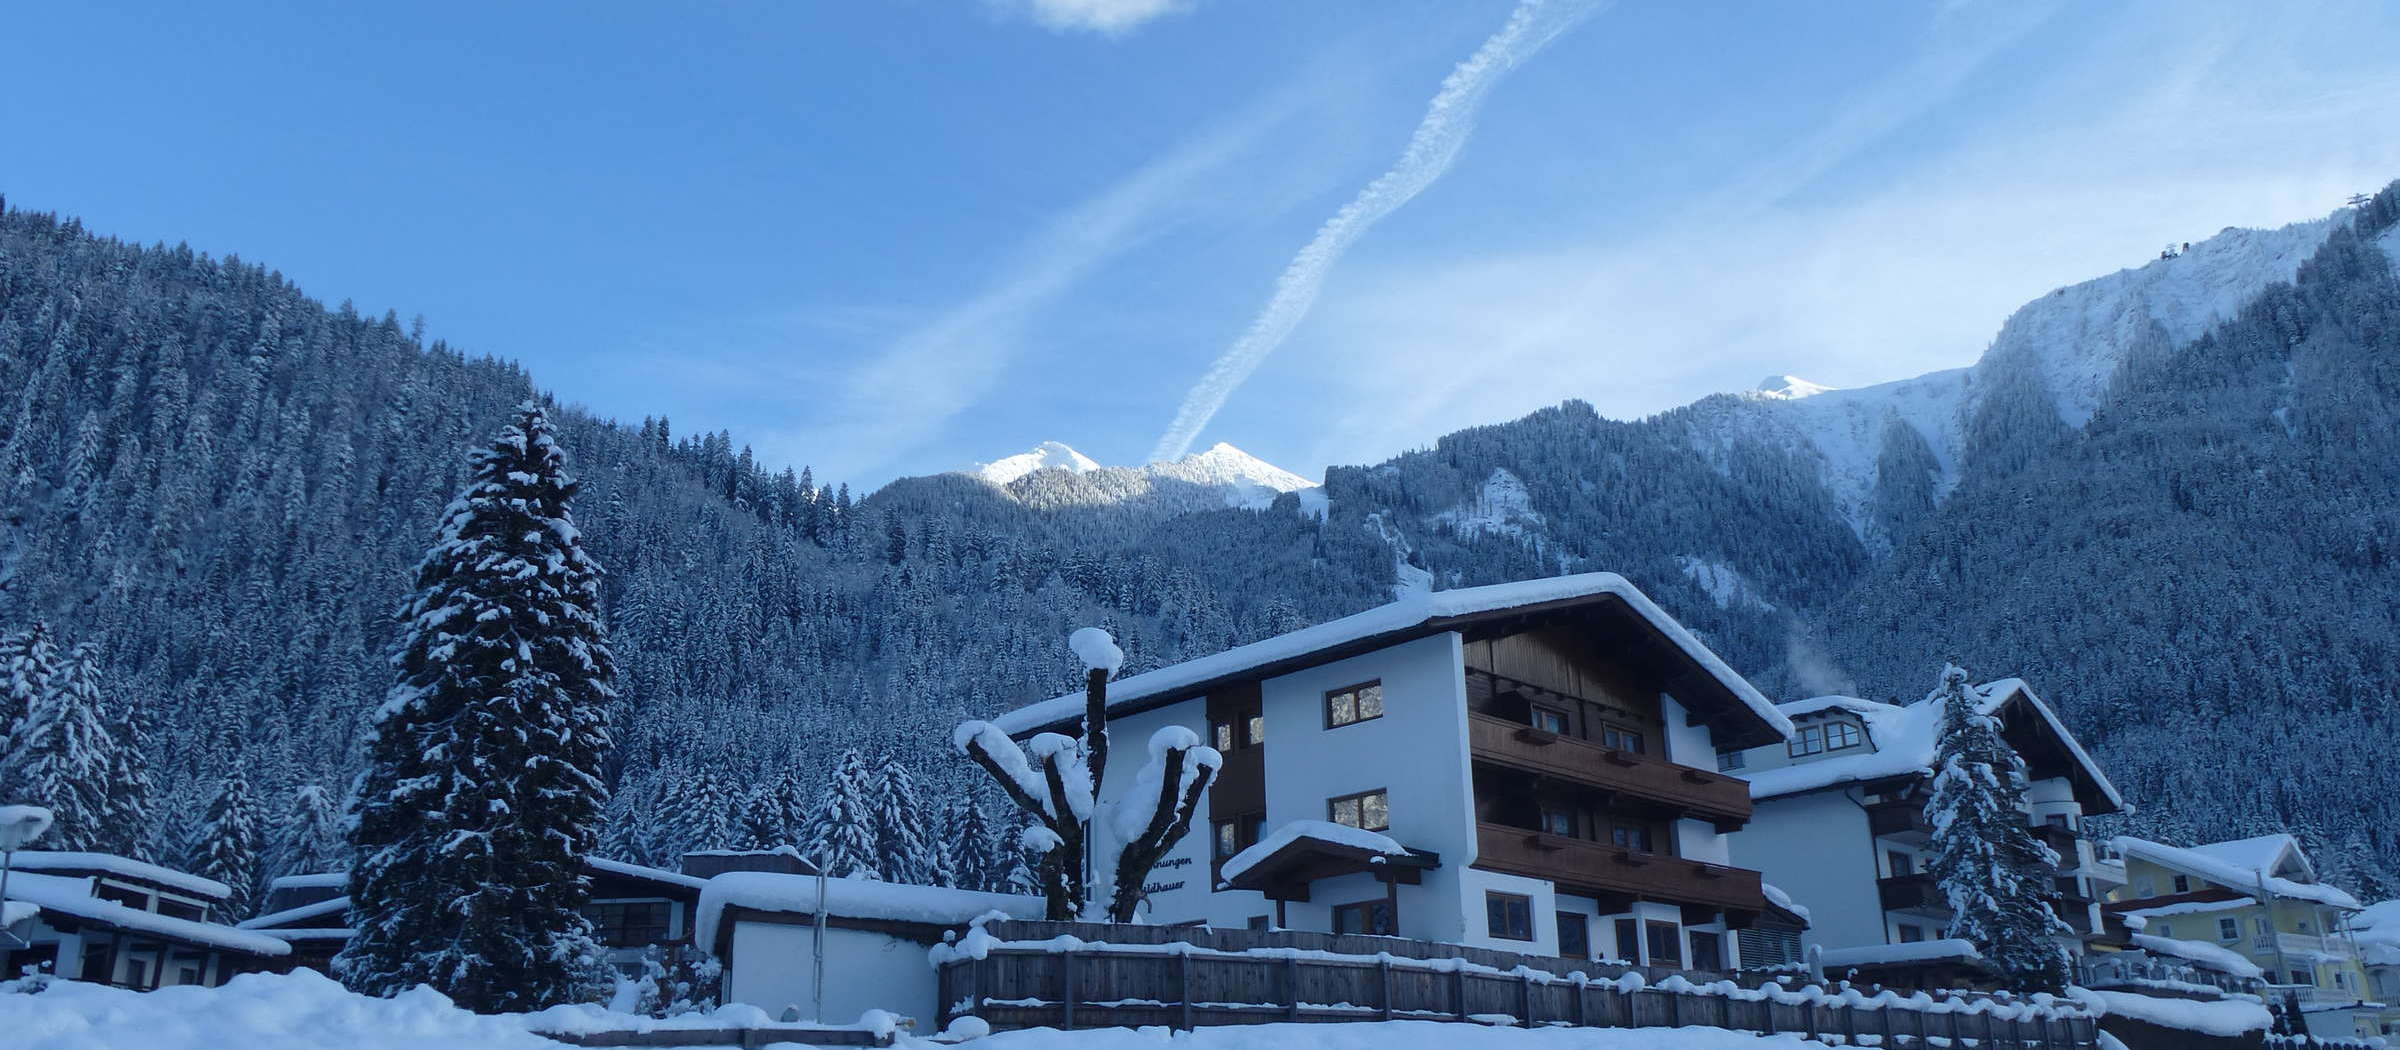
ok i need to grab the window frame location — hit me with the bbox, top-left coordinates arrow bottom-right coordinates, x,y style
1788,725 -> 1824,758
2171,874 -> 2191,894
1324,680 -> 1386,729
584,898 -> 675,948
2219,917 -> 2240,941
1332,898 -> 1396,937
1485,892 -> 1534,941
1645,920 -> 1683,966
1557,911 -> 1591,959
1823,721 -> 1862,751
1539,806 -> 1577,838
1610,823 -> 1654,853
1716,750 -> 1747,772
1327,788 -> 1390,832
1530,705 -> 1570,735
1600,724 -> 1646,754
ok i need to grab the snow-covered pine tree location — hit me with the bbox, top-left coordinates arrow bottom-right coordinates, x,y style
276,782 -> 346,879
338,402 -> 617,1011
0,622 -> 64,763
192,771 -> 263,918
944,795 -> 1000,892
870,753 -> 940,886
732,786 -> 791,852
802,749 -> 879,879
1922,664 -> 2070,991
0,626 -> 113,851
83,645 -> 154,859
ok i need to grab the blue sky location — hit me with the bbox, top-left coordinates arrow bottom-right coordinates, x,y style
10,0 -> 2400,487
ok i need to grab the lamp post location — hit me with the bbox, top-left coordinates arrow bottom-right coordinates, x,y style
0,805 -> 56,949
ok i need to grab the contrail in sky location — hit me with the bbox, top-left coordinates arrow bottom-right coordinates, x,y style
1149,0 -> 1607,462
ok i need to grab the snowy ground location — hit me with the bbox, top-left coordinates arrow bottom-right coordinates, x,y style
0,970 -> 1841,1050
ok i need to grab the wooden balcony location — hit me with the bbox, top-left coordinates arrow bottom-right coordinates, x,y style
1467,714 -> 1751,829
1866,798 -> 1932,842
2033,823 -> 2080,859
1878,872 -> 1951,918
1473,823 -> 1767,914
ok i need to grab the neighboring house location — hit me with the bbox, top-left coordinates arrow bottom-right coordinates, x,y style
1723,680 -> 2126,980
2104,834 -> 2394,1041
239,855 -> 721,977
697,872 -> 1043,1021
2353,900 -> 2400,1031
0,851 -> 290,987
987,573 -> 1803,970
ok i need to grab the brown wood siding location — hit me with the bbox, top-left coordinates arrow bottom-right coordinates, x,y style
1472,824 -> 1767,914
1206,683 -> 1266,817
1466,713 -> 1750,827
1463,628 -> 1663,727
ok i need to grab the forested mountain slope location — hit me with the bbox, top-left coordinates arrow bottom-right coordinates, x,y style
2,182 -> 2394,897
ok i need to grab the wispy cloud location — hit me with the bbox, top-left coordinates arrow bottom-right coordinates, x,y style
1146,0 -> 1608,462
994,0 -> 1188,36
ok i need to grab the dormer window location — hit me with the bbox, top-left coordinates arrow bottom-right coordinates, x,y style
1824,721 -> 1862,751
1789,726 -> 1823,757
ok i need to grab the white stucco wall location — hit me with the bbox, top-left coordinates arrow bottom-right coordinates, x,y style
1726,790 -> 1884,952
724,922 -> 939,1025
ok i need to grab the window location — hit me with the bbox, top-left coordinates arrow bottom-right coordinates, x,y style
2256,917 -> 2272,937
1897,924 -> 1925,943
1689,931 -> 1724,971
1212,711 -> 1265,751
94,883 -> 148,911
1615,918 -> 1640,963
2135,877 -> 2155,896
2155,921 -> 2173,939
1601,725 -> 1645,754
2293,970 -> 2314,987
1557,913 -> 1591,958
1212,813 -> 1264,862
1486,892 -> 1533,941
1328,790 -> 1389,832
1646,921 -> 1683,966
156,899 -> 206,922
122,958 -> 148,989
1325,681 -> 1384,728
2171,875 -> 2191,894
1531,706 -> 1569,735
1539,807 -> 1576,837
1716,750 -> 1746,772
1788,726 -> 1824,758
2335,971 -> 2353,991
1247,915 -> 1271,931
1611,824 -> 1654,852
2220,918 -> 2240,941
1823,722 -> 1862,751
583,900 -> 672,947
1333,899 -> 1395,936
1887,851 -> 1915,877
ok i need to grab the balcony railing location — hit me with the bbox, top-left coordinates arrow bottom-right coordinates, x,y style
1473,823 -> 1767,913
1866,798 -> 1932,841
1878,872 -> 1952,918
1466,714 -> 1751,828
2033,823 -> 2081,859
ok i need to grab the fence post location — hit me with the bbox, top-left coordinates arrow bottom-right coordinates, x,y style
1378,958 -> 1394,1022
1061,951 -> 1077,1031
1841,1003 -> 1858,1046
1880,1004 -> 1896,1048
1666,988 -> 1680,1028
1573,975 -> 1587,1028
1519,972 -> 1534,1028
1178,952 -> 1192,1031
1454,969 -> 1469,1023
1284,955 -> 1300,1022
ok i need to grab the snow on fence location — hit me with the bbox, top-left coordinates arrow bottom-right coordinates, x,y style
933,920 -> 2100,1048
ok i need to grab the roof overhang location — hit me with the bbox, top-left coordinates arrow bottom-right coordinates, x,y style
1987,681 -> 2124,815
1220,840 -> 1440,902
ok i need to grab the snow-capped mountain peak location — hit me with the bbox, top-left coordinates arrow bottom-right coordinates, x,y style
1157,442 -> 1316,494
967,441 -> 1102,486
1752,375 -> 1838,400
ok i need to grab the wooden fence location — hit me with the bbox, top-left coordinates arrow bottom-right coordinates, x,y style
936,920 -> 2100,1048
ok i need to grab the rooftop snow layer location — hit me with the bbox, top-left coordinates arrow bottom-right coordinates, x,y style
267,872 -> 348,890
2071,988 -> 2271,1037
10,850 -> 234,900
2129,933 -> 2264,979
588,857 -> 710,890
1218,820 -> 1409,885
993,572 -> 1792,741
1817,938 -> 1981,968
1761,882 -> 1810,923
3,871 -> 289,956
1740,679 -> 2122,810
2111,836 -> 2360,910
239,895 -> 351,930
693,873 -> 1043,949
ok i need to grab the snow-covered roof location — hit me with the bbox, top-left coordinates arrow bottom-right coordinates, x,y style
3,871 -> 289,956
2352,899 -> 2400,954
992,573 -> 1792,746
2186,835 -> 2311,881
2130,934 -> 2265,979
588,857 -> 709,890
267,872 -> 348,891
1740,679 -> 2123,812
2,900 -> 34,927
1817,938 -> 1981,969
239,895 -> 350,930
8,851 -> 232,900
2071,988 -> 2271,1037
2112,836 -> 2361,910
1218,820 -> 1410,886
693,873 -> 1043,949
1761,883 -> 1810,923
2120,895 -> 2260,923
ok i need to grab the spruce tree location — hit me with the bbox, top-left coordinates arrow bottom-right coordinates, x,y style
276,783 -> 346,879
871,753 -> 939,885
944,796 -> 998,892
338,402 -> 617,1011
0,626 -> 112,851
85,647 -> 155,859
0,623 -> 64,760
732,786 -> 791,852
1922,664 -> 2070,991
802,749 -> 880,879
192,772 -> 263,918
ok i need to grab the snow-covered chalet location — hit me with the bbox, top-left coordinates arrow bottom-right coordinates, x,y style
989,573 -> 1807,969
1723,679 -> 2125,982
0,850 -> 289,988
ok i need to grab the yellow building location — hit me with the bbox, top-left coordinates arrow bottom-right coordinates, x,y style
2104,834 -> 2394,1041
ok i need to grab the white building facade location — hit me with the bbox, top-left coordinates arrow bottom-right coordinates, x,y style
991,574 -> 1804,970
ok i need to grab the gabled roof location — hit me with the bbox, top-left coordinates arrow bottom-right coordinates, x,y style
2112,835 -> 2361,910
1739,679 -> 2123,813
991,573 -> 1793,748
4,871 -> 289,956
2186,835 -> 2312,882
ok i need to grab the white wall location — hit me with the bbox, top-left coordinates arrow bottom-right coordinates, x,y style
1726,791 -> 1884,952
724,922 -> 939,1025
